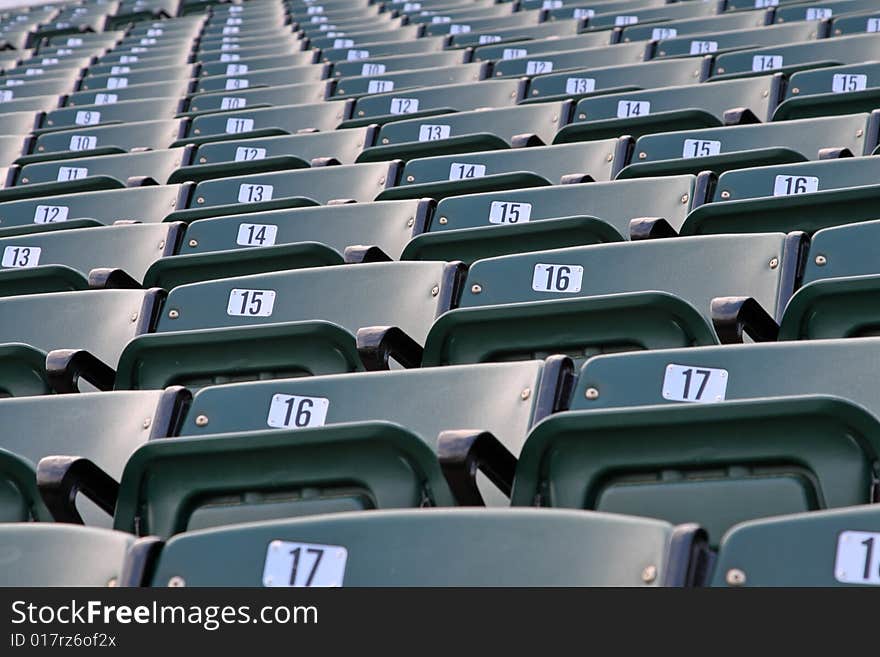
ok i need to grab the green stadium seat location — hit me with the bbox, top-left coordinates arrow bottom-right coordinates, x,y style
447,18 -> 584,49
473,31 -> 615,62
829,10 -> 880,35
653,21 -> 823,59
681,156 -> 880,235
307,25 -> 424,51
779,218 -> 880,340
79,64 -> 199,90
197,51 -> 317,77
86,56 -> 193,77
0,184 -> 188,239
186,100 -> 351,139
318,36 -> 449,64
329,50 -> 471,78
616,112 -> 879,178
0,76 -> 73,100
190,63 -> 330,94
0,524 -> 134,586
774,61 -> 880,119
0,386 -> 188,523
422,232 -> 802,365
712,506 -> 880,587
378,139 -> 630,201
423,11 -> 545,38
63,80 -> 193,107
615,7 -> 763,40
145,199 -> 429,289
711,32 -> 880,79
197,41 -> 306,61
29,118 -> 186,158
0,223 -> 182,294
402,174 -> 699,262
358,101 -> 573,162
114,259 -> 457,390
39,97 -> 183,130
185,81 -> 332,114
490,42 -> 648,78
541,0 -> 668,22
724,0 -> 815,11
331,62 -> 489,100
554,74 -> 781,142
134,508 -> 705,586
407,3 -> 516,25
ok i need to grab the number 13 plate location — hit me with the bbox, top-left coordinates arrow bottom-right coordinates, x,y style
262,540 -> 347,587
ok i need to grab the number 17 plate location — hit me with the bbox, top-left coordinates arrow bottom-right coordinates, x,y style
262,540 -> 348,587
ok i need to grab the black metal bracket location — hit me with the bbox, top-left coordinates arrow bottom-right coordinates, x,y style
510,133 -> 545,148
126,176 -> 160,187
46,349 -> 116,393
662,523 -> 713,587
629,217 -> 678,241
119,537 -> 164,586
437,430 -> 517,505
343,245 -> 393,264
560,173 -> 594,185
356,326 -> 424,370
36,456 -> 120,524
711,296 -> 780,343
818,147 -> 854,160
88,267 -> 142,289
310,156 -> 342,167
722,107 -> 761,126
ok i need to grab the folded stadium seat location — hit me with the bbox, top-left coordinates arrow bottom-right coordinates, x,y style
446,18 -> 585,49
0,386 -> 188,523
167,160 -> 401,223
421,232 -> 804,365
86,55 -> 197,77
491,41 -> 649,78
554,74 -> 781,142
773,61 -> 880,119
0,76 -> 74,100
472,31 -> 618,63
111,259 -> 457,390
307,25 -> 425,51
60,358 -> 573,535
299,18 -> 403,40
779,218 -> 880,340
330,62 -> 489,100
344,78 -> 526,127
189,63 -> 331,94
184,81 -> 333,115
406,3 -> 517,25
37,97 -> 184,130
541,0 -> 669,22
6,57 -> 94,80
357,101 -> 573,162
401,174 -> 700,262
511,346 -> 880,544
614,7 -> 767,41
0,184 -> 190,237
78,64 -> 198,90
680,156 -> 880,235
196,50 -> 318,77
172,126 -> 377,182
615,112 -> 879,178
711,505 -> 880,587
652,21 -> 825,59
196,40 -> 306,61
0,223 -> 184,295
7,148 -> 189,198
61,73 -> 192,103
329,50 -> 472,78
377,139 -> 631,201
129,508 -> 707,586
143,199 -> 430,289
724,0 -> 816,11
318,36 -> 450,64
829,10 -> 880,35
710,32 -> 880,79
423,11 -> 547,39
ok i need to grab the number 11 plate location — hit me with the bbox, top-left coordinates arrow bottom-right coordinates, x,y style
262,540 -> 347,587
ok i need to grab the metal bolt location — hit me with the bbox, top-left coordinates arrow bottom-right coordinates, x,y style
188,239 -> 198,247
521,388 -> 531,400
791,87 -> 799,94
38,146 -> 45,152
158,240 -> 165,249
762,90 -> 769,97
638,152 -> 647,160
168,309 -> 179,319
406,175 -> 415,182
716,67 -> 725,74
585,387 -> 599,400
725,568 -> 746,586
142,418 -> 151,429
406,218 -> 414,228
196,197 -> 205,204
532,89 -> 539,96
195,415 -> 209,427
378,177 -> 386,185
168,576 -> 186,587
382,138 -> 389,144
431,285 -> 439,297
21,178 -> 28,183
769,257 -> 778,269
606,153 -> 613,162
680,194 -> 689,204
815,255 -> 827,266
107,578 -> 118,587
471,284 -> 482,294
720,190 -> 730,199
857,129 -> 864,138
578,113 -> 586,120
194,129 -> 200,135
551,114 -> 558,122
641,565 -> 657,583
692,70 -> 700,77
438,217 -> 448,224
130,312 -> 139,322
199,157 -> 207,163
357,110 -> 364,116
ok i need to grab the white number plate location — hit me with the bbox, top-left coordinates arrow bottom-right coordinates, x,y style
662,364 -> 728,403
869,17 -> 880,32
525,60 -> 553,75
389,98 -> 419,114
418,124 -> 450,141
367,80 -> 394,93
94,93 -> 118,105
266,394 -> 329,429
773,175 -> 819,196
752,55 -> 783,71
531,263 -> 584,293
226,117 -> 254,134
334,39 -> 354,48
226,63 -> 248,75
75,111 -> 100,125
479,35 -> 501,44
226,288 -> 276,317
225,79 -> 249,90
448,162 -> 486,180
221,97 -> 247,109
614,15 -> 638,26
69,135 -> 97,151
449,24 -> 471,34
1,246 -> 40,268
652,27 -> 677,40
617,100 -> 650,118
488,201 -> 531,224
806,7 -> 832,20
236,222 -> 277,246
689,40 -> 718,54
33,205 -> 69,224
682,139 -> 721,158
361,63 -> 385,75
347,49 -> 370,61
262,540 -> 346,587
834,531 -> 880,585
234,146 -> 267,161
107,77 -> 128,89
0,90 -> 13,102
220,53 -> 240,62
502,48 -> 527,60
57,167 -> 88,181
110,66 -> 130,74
565,77 -> 595,94
832,73 -> 867,93
237,183 -> 273,203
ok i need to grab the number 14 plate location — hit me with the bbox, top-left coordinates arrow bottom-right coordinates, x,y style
262,540 -> 348,587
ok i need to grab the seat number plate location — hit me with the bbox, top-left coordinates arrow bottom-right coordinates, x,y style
266,394 -> 329,429
262,540 -> 346,587
531,263 -> 584,293
835,531 -> 880,585
227,288 -> 276,317
662,364 -> 728,402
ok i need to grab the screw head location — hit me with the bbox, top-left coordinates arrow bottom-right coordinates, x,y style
720,190 -> 730,199
815,255 -> 827,266
406,218 -> 414,228
769,257 -> 779,269
762,90 -> 769,98
130,312 -> 139,322
142,418 -> 151,429
726,568 -> 746,586
716,67 -> 725,74
196,197 -> 205,204
168,309 -> 179,319
168,576 -> 186,587
406,175 -> 414,182
641,565 -> 657,583
471,284 -> 482,294
195,415 -> 209,427
188,239 -> 198,247
438,217 -> 448,224
194,129 -> 201,135
520,388 -> 531,400
578,113 -> 586,120
638,152 -> 647,160
107,578 -> 118,587
605,153 -> 613,162
431,285 -> 439,297
680,194 -> 689,204
199,157 -> 207,163
585,387 -> 599,400
857,129 -> 864,138
382,138 -> 389,144
791,87 -> 799,94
